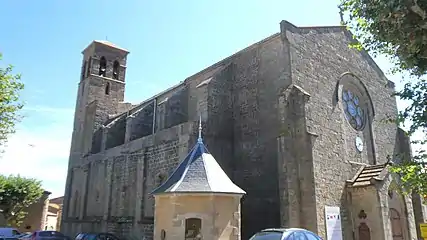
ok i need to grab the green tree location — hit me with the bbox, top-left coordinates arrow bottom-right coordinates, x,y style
0,53 -> 24,147
339,0 -> 427,198
0,174 -> 44,226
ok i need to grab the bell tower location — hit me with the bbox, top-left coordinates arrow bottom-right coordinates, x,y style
69,40 -> 130,159
62,41 -> 130,233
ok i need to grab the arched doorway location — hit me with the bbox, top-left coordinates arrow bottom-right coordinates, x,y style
185,218 -> 202,240
358,222 -> 371,240
390,208 -> 404,240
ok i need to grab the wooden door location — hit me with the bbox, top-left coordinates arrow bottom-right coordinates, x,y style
390,208 -> 404,240
358,222 -> 371,240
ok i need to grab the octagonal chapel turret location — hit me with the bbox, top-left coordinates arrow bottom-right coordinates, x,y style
151,119 -> 246,240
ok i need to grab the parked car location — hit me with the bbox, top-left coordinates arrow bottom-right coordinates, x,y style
249,228 -> 322,240
74,233 -> 120,240
30,231 -> 70,240
18,233 -> 32,240
0,227 -> 22,240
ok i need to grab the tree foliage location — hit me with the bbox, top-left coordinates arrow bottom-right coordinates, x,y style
0,174 -> 44,226
340,0 -> 427,198
339,0 -> 427,76
0,53 -> 24,147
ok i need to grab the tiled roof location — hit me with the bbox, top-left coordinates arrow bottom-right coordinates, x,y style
49,196 -> 64,203
93,40 -> 129,53
347,164 -> 388,188
151,126 -> 245,195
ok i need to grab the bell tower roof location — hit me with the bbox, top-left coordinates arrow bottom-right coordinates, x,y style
82,40 -> 129,54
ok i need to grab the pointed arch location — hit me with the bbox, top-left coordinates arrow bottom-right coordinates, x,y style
86,57 -> 92,76
72,190 -> 80,217
185,218 -> 202,239
390,208 -> 404,240
81,61 -> 87,81
81,82 -> 85,96
334,72 -> 375,117
358,222 -> 371,240
105,82 -> 110,95
99,56 -> 106,77
113,60 -> 120,80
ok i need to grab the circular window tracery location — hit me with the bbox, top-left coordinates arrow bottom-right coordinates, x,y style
342,89 -> 365,130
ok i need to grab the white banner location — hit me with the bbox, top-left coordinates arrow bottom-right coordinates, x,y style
324,206 -> 343,240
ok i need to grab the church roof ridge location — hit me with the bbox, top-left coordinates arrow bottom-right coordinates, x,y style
151,119 -> 245,196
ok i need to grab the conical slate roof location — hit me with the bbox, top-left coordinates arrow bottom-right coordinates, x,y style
151,122 -> 245,195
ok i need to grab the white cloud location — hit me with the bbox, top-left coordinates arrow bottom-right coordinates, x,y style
0,106 -> 73,198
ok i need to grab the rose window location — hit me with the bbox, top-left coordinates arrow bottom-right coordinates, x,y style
342,89 -> 365,130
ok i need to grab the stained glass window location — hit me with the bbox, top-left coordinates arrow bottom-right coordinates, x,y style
342,89 -> 365,130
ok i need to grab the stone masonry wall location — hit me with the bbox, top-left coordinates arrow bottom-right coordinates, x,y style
200,64 -> 234,177
86,160 -> 106,217
282,22 -> 399,239
277,85 -> 318,232
164,87 -> 189,129
231,34 -> 292,239
143,140 -> 182,218
129,101 -> 155,141
106,115 -> 126,150
62,122 -> 193,240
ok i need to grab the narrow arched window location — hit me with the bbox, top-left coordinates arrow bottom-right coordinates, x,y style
81,61 -> 87,81
99,56 -> 106,77
390,208 -> 403,239
81,82 -> 85,96
113,60 -> 120,80
73,191 -> 80,217
105,82 -> 110,95
86,57 -> 92,77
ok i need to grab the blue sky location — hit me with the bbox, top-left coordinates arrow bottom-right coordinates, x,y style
0,0 -> 410,198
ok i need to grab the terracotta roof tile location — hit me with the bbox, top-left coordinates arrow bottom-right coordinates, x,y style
93,40 -> 129,53
347,164 -> 388,188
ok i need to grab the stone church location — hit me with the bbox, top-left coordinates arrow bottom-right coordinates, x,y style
61,20 -> 427,240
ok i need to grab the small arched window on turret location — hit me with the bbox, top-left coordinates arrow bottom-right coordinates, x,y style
105,82 -> 110,95
86,57 -> 92,77
81,61 -> 87,81
99,56 -> 106,77
113,60 -> 120,80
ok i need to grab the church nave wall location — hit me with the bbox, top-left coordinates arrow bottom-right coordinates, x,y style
63,121 -> 193,238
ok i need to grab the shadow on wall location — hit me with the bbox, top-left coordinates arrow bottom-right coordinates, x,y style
90,86 -> 189,155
